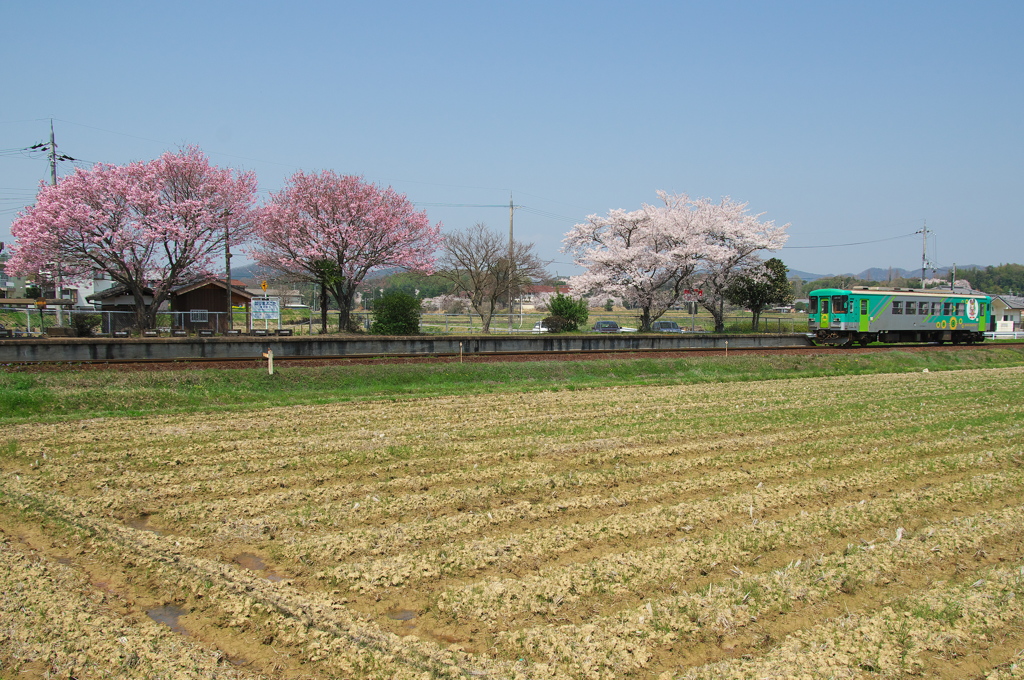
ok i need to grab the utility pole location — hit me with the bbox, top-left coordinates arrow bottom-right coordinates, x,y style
508,192 -> 515,330
48,120 -> 63,326
225,220 -> 232,332
48,120 -> 58,186
918,220 -> 928,290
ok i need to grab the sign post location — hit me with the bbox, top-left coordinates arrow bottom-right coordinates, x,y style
252,298 -> 280,332
681,289 -> 703,331
35,298 -> 47,333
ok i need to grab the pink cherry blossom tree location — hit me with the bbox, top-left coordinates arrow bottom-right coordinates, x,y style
250,171 -> 441,332
562,192 -> 705,332
563,192 -> 788,332
6,147 -> 258,329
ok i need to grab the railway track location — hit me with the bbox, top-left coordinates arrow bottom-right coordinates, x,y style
5,340 -> 1021,371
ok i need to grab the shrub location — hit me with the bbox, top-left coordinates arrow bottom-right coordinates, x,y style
541,315 -> 572,333
70,313 -> 102,337
547,294 -> 589,332
370,291 -> 422,335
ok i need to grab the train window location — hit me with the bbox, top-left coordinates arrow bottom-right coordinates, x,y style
832,296 -> 849,313
892,301 -> 903,315
932,302 -> 940,315
809,296 -> 818,313
956,302 -> 965,316
943,302 -> 952,316
860,299 -> 868,315
918,301 -> 929,315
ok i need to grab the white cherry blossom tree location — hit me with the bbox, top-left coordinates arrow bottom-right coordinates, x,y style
563,192 -> 788,332
694,198 -> 789,331
563,192 -> 704,332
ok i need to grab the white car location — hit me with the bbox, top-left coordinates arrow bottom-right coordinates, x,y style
532,321 -> 551,333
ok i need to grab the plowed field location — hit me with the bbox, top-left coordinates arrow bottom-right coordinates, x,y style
2,366 -> 1023,679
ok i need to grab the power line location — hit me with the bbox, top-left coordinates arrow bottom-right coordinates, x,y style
781,232 -> 919,250
413,203 -> 509,208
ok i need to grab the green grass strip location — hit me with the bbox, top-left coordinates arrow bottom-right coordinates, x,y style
1,345 -> 1023,424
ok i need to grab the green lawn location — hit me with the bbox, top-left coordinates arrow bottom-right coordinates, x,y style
2,345 -> 1023,424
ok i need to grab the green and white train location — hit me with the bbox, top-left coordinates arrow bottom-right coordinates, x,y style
808,287 -> 991,346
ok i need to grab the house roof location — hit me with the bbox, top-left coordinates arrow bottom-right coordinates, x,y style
86,283 -> 153,302
522,285 -> 574,295
992,294 -> 1024,310
171,278 -> 254,299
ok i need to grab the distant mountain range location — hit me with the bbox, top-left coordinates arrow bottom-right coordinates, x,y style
235,262 -> 987,286
789,265 -> 986,282
230,262 -> 400,284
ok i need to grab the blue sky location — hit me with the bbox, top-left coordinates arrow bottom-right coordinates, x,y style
2,1 -> 1021,278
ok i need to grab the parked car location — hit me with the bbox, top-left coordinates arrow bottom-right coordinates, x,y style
650,320 -> 684,333
589,319 -> 618,333
592,320 -> 621,333
532,321 -> 551,333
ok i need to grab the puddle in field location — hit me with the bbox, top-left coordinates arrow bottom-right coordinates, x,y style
386,609 -> 417,621
431,631 -> 462,645
146,605 -> 189,635
127,515 -> 165,535
382,609 -> 468,647
385,608 -> 418,631
233,552 -> 284,582
147,605 -> 250,665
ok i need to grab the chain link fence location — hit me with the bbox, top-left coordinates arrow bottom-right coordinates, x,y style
1,305 -> 812,338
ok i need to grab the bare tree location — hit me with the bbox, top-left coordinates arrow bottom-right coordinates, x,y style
437,223 -> 547,333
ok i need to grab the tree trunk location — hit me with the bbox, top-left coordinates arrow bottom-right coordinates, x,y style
478,307 -> 493,333
751,307 -> 762,332
135,305 -> 152,331
131,286 -> 158,331
337,283 -> 359,332
471,292 -> 495,333
713,299 -> 725,333
318,282 -> 329,334
639,305 -> 652,332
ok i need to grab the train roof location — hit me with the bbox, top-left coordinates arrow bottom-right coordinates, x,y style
809,287 -> 990,299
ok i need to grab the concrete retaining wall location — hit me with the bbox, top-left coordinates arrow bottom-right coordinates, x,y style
0,333 -> 815,364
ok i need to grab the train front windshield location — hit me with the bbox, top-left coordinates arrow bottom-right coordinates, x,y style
832,296 -> 849,313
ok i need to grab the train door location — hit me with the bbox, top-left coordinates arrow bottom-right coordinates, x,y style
859,298 -> 869,331
820,298 -> 830,329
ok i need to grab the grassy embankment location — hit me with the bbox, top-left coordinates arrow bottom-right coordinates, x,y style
2,345 -> 1023,424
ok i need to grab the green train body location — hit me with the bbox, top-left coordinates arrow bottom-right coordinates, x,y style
808,287 -> 991,346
